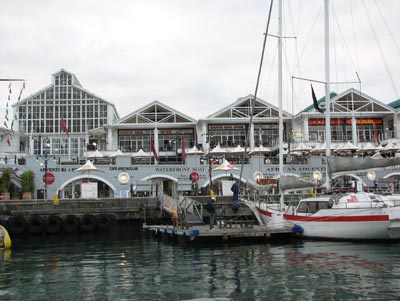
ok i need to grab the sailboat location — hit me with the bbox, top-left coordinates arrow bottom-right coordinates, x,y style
251,0 -> 400,240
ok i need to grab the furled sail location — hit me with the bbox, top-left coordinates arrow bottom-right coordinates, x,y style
280,174 -> 319,191
327,157 -> 400,175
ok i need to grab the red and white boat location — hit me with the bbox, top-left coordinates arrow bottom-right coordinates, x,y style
256,192 -> 400,240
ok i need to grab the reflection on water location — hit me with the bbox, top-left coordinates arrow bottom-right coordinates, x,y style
0,225 -> 399,301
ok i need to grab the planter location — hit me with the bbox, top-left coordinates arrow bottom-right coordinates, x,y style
22,192 -> 32,200
1,192 -> 10,200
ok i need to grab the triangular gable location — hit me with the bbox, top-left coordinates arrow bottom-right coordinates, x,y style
14,70 -> 119,119
331,88 -> 394,113
118,100 -> 196,124
299,88 -> 395,115
207,94 -> 292,119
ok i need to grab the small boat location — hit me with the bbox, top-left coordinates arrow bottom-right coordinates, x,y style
258,192 -> 400,240
0,224 -> 12,249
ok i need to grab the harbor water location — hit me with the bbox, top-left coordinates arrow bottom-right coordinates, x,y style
1,224 -> 400,301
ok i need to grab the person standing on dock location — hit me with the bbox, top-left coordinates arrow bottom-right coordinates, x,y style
207,195 -> 216,230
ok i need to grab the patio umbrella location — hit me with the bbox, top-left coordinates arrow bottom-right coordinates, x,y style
359,142 -> 376,153
248,145 -> 271,155
210,143 -> 226,156
228,145 -> 246,156
131,148 -> 152,158
75,160 -> 104,179
383,141 -> 400,153
213,159 -> 239,172
87,149 -> 104,159
109,149 -> 125,157
293,142 -> 312,152
186,146 -> 204,156
337,141 -> 359,152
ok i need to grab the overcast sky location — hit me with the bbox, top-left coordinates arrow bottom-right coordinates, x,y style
0,0 -> 399,122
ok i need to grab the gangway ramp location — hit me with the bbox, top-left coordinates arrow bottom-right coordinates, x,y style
163,195 -> 205,226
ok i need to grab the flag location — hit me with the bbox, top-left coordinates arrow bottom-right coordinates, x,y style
311,84 -> 324,113
150,139 -> 159,161
181,134 -> 186,163
374,132 -> 381,145
61,118 -> 69,136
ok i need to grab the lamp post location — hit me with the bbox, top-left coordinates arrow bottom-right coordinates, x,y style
313,170 -> 322,196
202,133 -> 214,192
37,141 -> 54,200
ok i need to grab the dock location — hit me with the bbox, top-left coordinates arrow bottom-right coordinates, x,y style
142,222 -> 293,241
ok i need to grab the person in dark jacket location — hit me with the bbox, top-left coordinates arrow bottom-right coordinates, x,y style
208,196 -> 216,230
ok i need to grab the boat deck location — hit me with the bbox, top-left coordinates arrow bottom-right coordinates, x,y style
142,222 -> 293,241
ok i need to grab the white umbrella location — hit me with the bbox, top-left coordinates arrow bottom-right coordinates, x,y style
336,141 -> 359,152
228,145 -> 246,156
371,151 -> 384,159
248,145 -> 271,155
213,159 -> 239,171
109,149 -> 125,157
131,148 -> 152,158
75,160 -> 104,176
210,143 -> 226,156
87,149 -> 104,159
186,146 -> 204,156
383,141 -> 400,152
360,142 -> 377,152
293,142 -> 312,152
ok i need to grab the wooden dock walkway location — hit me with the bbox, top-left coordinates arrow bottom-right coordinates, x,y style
142,223 -> 293,241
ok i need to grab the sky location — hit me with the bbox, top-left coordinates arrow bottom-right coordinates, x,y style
0,0 -> 399,121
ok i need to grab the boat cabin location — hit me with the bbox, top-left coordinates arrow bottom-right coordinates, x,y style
296,197 -> 332,214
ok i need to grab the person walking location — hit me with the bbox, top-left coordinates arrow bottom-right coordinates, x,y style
208,196 -> 216,230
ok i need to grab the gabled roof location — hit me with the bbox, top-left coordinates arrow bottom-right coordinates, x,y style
206,94 -> 292,119
117,100 -> 196,124
388,99 -> 400,111
299,88 -> 395,115
15,69 -> 119,119
301,92 -> 338,114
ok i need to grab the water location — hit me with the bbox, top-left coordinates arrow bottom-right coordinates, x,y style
1,225 -> 400,301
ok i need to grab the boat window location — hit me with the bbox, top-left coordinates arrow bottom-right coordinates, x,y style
297,202 -> 318,213
318,202 -> 331,210
298,201 -> 331,213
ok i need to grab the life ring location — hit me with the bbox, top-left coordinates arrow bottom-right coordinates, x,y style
27,215 -> 44,234
97,214 -> 113,230
62,215 -> 80,233
8,216 -> 27,235
45,215 -> 62,234
80,214 -> 97,232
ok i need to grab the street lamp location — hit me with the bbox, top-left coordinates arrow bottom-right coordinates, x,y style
36,142 -> 55,200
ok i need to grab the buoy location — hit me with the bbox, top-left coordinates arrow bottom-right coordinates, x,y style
8,216 -> 27,235
292,224 -> 304,235
80,214 -> 97,232
62,215 -> 80,233
45,215 -> 62,234
27,215 -> 44,234
0,225 -> 12,249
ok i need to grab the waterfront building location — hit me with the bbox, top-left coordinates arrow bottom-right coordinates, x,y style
2,70 -> 400,200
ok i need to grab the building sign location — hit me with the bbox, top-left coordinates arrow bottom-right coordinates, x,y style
42,172 -> 55,185
308,118 -> 382,125
209,124 -> 246,130
119,130 -> 153,136
189,171 -> 200,183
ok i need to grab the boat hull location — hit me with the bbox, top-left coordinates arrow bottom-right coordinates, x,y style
285,208 -> 394,240
257,205 -> 400,240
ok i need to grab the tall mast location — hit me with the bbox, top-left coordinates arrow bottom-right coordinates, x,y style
278,0 -> 284,208
324,0 -> 331,190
